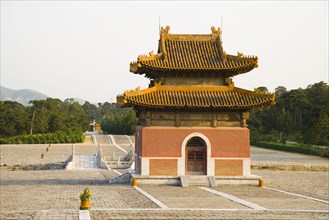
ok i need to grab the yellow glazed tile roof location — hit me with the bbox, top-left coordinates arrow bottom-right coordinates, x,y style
129,26 -> 258,78
117,84 -> 275,110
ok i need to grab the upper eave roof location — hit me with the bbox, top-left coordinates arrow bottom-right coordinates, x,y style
129,26 -> 258,78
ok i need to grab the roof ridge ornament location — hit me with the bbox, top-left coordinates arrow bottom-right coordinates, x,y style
211,26 -> 221,35
160,26 -> 170,35
237,52 -> 244,57
226,78 -> 235,88
253,88 -> 273,95
154,81 -> 162,87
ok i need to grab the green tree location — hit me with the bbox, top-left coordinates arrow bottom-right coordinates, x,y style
82,101 -> 100,122
64,101 -> 90,132
0,101 -> 29,137
28,100 -> 50,134
100,109 -> 137,135
304,109 -> 329,145
47,98 -> 66,132
275,86 -> 287,97
249,82 -> 329,146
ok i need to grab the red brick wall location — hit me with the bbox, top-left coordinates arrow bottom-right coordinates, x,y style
215,160 -> 243,176
136,127 -> 249,158
149,159 -> 178,175
212,128 -> 250,157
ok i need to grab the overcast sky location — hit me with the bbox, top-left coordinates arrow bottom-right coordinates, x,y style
1,1 -> 328,103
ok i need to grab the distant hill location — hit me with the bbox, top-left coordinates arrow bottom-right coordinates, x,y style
0,86 -> 87,106
0,86 -> 48,106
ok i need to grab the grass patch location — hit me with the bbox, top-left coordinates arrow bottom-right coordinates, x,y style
0,130 -> 85,144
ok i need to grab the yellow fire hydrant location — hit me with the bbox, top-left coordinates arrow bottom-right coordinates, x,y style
80,188 -> 91,210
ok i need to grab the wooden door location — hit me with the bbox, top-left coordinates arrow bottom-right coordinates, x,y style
186,147 -> 206,175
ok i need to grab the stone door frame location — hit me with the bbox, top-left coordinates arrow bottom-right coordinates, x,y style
180,132 -> 213,176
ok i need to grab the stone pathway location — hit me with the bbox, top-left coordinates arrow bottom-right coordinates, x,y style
1,140 -> 328,219
253,170 -> 329,201
1,169 -> 328,219
90,209 -> 329,220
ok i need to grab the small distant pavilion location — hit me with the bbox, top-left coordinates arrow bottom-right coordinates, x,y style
117,26 -> 275,185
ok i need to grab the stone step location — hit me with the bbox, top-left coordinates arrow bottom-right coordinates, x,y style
109,172 -> 130,184
180,175 -> 213,187
188,181 -> 210,187
186,176 -> 208,181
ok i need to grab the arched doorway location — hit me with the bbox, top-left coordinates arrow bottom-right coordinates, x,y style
186,137 -> 207,175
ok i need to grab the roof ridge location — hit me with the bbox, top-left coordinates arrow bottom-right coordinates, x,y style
165,34 -> 218,41
159,85 -> 232,92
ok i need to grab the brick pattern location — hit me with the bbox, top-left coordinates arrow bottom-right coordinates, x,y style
149,159 -> 177,176
139,127 -> 250,158
215,160 -> 243,176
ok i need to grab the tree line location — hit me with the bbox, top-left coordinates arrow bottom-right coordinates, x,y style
0,98 -> 89,137
0,98 -> 137,142
1,81 -> 328,146
82,101 -> 137,135
249,81 -> 329,146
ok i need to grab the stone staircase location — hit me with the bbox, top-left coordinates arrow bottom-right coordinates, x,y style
180,175 -> 217,187
94,135 -> 112,144
109,172 -> 130,184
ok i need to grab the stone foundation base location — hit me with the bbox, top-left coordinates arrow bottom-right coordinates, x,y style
131,174 -> 181,185
214,175 -> 261,185
130,174 -> 261,186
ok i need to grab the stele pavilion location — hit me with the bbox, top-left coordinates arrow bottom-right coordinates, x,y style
117,26 -> 275,186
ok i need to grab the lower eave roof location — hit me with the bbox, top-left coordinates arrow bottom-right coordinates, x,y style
117,84 -> 275,110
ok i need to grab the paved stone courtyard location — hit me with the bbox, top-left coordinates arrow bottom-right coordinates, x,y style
0,137 -> 328,219
1,169 -> 328,219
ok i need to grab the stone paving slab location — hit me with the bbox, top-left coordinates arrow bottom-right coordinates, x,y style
1,141 -> 329,220
90,209 -> 329,220
253,170 -> 329,201
101,145 -> 127,160
0,210 -> 79,220
91,185 -> 158,209
213,185 -> 329,211
34,210 -> 79,220
0,170 -> 115,184
139,185 -> 246,209
74,145 -> 98,155
1,169 -> 329,219
0,170 -> 157,213
0,144 -> 72,166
